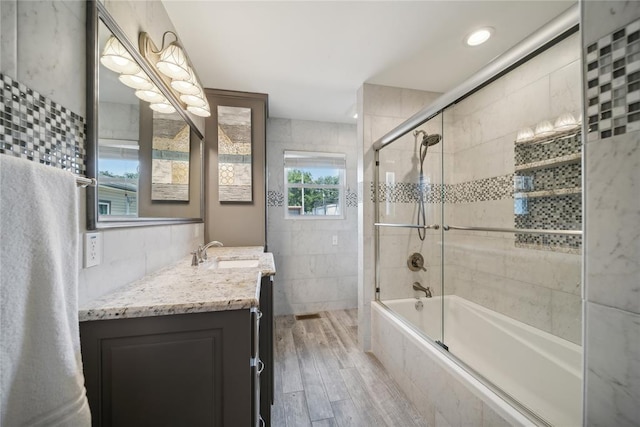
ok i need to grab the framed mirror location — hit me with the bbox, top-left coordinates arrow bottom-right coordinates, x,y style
86,1 -> 204,229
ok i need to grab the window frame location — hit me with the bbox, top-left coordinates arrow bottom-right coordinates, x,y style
283,150 -> 346,220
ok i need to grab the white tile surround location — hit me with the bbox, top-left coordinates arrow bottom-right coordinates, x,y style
583,2 -> 640,426
266,118 -> 358,315
358,84 -> 442,350
367,32 -> 583,345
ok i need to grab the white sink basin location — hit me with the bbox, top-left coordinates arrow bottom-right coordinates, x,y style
210,258 -> 260,269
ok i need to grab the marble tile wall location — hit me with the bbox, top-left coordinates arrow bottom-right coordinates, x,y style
368,34 -> 583,344
1,0 -> 205,304
439,32 -> 582,344
358,83 -> 442,349
582,3 -> 640,426
266,118 -> 358,315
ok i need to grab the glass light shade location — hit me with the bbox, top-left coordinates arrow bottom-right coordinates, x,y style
156,43 -> 190,80
180,93 -> 207,107
554,113 -> 578,131
515,127 -> 534,142
150,101 -> 176,114
170,68 -> 201,95
187,104 -> 211,117
118,70 -> 154,90
135,88 -> 165,103
100,36 -> 141,74
534,120 -> 555,138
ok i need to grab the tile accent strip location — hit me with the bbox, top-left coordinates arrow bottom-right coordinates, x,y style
0,73 -> 86,174
586,18 -> 640,141
266,189 -> 358,208
370,174 -> 513,204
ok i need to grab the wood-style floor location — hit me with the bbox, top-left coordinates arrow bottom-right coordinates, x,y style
271,309 -> 427,427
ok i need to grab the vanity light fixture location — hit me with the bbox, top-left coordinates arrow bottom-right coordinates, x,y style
534,120 -> 554,138
170,68 -> 200,95
139,31 -> 211,117
554,112 -> 579,131
118,70 -> 154,90
187,104 -> 211,117
100,36 -> 141,74
134,87 -> 165,104
466,27 -> 494,47
180,93 -> 207,108
156,43 -> 190,80
149,100 -> 177,114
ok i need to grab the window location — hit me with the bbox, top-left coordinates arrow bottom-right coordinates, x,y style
98,200 -> 111,215
284,151 -> 345,218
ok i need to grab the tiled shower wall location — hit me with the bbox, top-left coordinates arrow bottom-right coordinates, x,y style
358,83 -> 443,350
444,32 -> 582,344
372,32 -> 583,345
0,0 -> 203,304
582,4 -> 640,426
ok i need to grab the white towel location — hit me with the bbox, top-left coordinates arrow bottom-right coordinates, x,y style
0,156 -> 91,426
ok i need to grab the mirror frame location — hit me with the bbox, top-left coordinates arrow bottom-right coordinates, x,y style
86,0 -> 205,229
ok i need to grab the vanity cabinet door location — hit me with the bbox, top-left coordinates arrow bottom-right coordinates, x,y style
80,310 -> 251,427
259,275 -> 274,426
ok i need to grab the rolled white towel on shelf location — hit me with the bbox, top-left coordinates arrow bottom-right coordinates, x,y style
0,155 -> 91,426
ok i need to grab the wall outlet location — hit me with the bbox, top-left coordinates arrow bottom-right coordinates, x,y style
84,232 -> 103,268
332,235 -> 338,246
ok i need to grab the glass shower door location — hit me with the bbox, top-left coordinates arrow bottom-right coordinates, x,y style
375,112 -> 444,345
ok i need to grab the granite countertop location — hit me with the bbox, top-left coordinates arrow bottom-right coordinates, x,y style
79,246 -> 275,322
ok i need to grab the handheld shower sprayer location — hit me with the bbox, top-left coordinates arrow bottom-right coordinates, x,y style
413,129 -> 441,241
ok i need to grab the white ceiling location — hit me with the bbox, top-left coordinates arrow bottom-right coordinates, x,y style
162,1 -> 575,124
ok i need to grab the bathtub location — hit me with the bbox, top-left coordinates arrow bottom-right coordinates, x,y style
372,295 -> 582,426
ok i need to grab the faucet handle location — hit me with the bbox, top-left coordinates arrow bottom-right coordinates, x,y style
191,251 -> 199,266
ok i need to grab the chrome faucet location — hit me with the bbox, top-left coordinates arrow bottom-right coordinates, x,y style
412,282 -> 432,298
197,240 -> 224,262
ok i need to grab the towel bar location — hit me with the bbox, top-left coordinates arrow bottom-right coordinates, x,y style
75,176 -> 97,187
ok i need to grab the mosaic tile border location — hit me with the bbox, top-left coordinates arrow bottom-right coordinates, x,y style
266,189 -> 358,208
370,174 -> 514,204
0,73 -> 86,174
586,18 -> 640,140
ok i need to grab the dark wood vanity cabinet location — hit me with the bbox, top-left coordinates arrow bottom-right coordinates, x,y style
80,274 -> 275,427
80,309 -> 253,426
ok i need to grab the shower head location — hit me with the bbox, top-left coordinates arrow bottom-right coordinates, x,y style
421,133 -> 441,147
413,129 -> 441,147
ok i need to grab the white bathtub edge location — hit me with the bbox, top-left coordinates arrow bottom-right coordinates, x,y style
372,301 -> 538,427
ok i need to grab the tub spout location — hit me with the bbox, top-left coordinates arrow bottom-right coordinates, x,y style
412,282 -> 432,298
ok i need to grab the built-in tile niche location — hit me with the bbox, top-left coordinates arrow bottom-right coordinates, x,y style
514,130 -> 582,253
0,74 -> 86,174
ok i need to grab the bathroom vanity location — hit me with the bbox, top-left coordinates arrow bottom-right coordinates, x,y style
79,247 -> 275,427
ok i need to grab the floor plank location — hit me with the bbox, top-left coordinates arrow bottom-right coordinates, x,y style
278,323 -> 303,393
291,322 -> 334,421
271,309 -> 426,427
283,391 -> 312,427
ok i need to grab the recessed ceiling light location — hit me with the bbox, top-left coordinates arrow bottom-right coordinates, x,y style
466,27 -> 494,47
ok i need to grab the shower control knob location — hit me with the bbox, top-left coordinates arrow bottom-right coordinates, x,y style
407,253 -> 427,272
